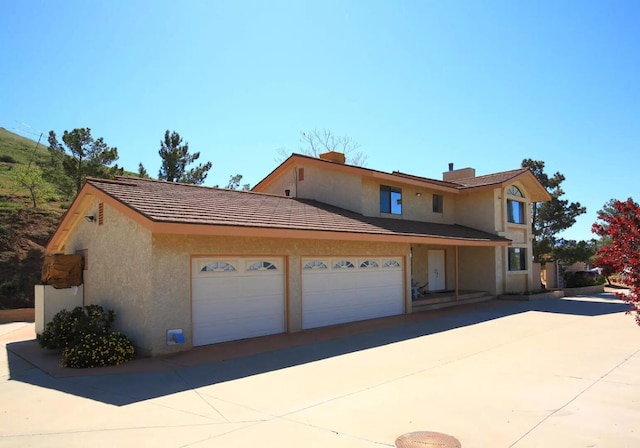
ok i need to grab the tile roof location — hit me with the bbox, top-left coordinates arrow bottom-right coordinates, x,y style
392,168 -> 531,189
87,177 -> 509,244
446,168 -> 530,188
390,171 -> 462,189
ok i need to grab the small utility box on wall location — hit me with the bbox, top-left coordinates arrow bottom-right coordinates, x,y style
34,285 -> 83,335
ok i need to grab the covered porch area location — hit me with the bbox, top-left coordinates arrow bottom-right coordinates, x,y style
410,241 -> 507,312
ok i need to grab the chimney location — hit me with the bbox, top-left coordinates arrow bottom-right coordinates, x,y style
319,151 -> 346,164
443,165 -> 476,182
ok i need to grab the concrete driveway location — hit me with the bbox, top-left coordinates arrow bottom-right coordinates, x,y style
1,293 -> 639,447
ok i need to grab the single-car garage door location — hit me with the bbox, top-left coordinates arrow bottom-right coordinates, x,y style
192,257 -> 285,346
302,257 -> 404,329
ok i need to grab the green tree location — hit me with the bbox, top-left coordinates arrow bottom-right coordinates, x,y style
553,238 -> 598,266
522,159 -> 586,261
226,174 -> 250,190
8,165 -> 54,208
138,163 -> 150,179
158,130 -> 212,184
47,128 -> 123,194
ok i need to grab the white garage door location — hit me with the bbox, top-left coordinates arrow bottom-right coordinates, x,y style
192,257 -> 285,346
302,257 -> 404,330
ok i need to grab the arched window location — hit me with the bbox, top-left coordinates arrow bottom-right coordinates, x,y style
360,260 -> 379,268
247,261 -> 277,271
201,262 -> 236,272
333,260 -> 355,269
383,259 -> 400,268
507,185 -> 524,197
303,260 -> 328,270
507,185 -> 525,224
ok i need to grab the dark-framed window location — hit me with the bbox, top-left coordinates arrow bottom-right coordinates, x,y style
380,185 -> 402,214
433,194 -> 443,213
508,247 -> 527,271
507,199 -> 525,224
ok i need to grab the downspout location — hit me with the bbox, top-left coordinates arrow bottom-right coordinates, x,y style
454,245 -> 459,300
501,186 -> 508,294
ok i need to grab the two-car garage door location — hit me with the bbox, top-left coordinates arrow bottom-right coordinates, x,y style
191,255 -> 405,346
191,257 -> 285,346
302,257 -> 404,329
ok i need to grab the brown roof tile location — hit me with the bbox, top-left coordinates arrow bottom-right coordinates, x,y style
87,177 -> 508,243
446,168 -> 530,188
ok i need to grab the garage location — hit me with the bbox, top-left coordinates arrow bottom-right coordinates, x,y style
191,257 -> 286,346
302,257 -> 404,329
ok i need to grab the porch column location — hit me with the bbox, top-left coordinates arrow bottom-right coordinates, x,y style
454,246 -> 459,300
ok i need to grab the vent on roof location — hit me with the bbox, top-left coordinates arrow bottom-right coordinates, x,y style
319,151 -> 346,164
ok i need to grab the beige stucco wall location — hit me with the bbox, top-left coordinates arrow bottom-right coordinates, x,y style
260,166 -> 298,197
63,199 -> 154,354
362,178 -> 456,223
259,163 -> 364,214
454,188 -> 498,233
458,246 -> 498,294
506,273 -> 528,293
297,164 -> 363,213
149,235 -> 411,355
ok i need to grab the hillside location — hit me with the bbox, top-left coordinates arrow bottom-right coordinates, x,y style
0,128 -> 64,309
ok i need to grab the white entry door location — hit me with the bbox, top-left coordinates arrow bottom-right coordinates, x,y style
302,257 -> 404,330
428,250 -> 446,291
191,257 -> 285,346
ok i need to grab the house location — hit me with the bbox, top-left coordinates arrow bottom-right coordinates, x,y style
44,152 -> 550,356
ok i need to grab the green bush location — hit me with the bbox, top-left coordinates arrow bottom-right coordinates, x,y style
38,305 -> 134,368
62,332 -> 135,368
563,271 -> 605,288
38,305 -> 115,351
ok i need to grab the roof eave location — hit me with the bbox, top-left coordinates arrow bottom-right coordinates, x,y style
252,154 -> 461,194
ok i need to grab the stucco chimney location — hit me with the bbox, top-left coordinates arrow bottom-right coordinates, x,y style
443,166 -> 476,182
319,151 -> 346,164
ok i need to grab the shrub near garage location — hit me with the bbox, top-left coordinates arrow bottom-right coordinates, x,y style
62,332 -> 135,368
38,305 -> 114,350
38,305 -> 135,368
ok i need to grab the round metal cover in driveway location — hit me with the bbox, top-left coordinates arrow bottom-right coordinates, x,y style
395,431 -> 461,448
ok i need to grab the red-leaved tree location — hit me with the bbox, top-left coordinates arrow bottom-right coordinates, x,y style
592,198 -> 640,325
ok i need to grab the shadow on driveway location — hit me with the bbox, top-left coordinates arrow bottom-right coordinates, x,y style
5,296 -> 630,407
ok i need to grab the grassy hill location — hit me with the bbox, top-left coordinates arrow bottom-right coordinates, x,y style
0,128 -> 64,309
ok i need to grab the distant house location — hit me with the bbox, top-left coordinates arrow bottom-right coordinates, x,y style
45,152 -> 550,356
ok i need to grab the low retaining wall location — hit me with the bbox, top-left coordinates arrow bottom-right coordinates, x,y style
499,285 -> 606,302
498,290 -> 564,301
563,285 -> 605,296
0,308 -> 35,324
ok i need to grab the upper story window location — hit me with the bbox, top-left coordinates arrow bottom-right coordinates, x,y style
380,185 -> 402,214
507,185 -> 525,224
508,247 -> 527,271
507,185 -> 524,197
433,194 -> 443,213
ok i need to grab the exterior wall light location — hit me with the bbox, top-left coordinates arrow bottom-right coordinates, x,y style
85,215 -> 96,223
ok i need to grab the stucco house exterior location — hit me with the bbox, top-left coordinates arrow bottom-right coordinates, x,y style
44,152 -> 550,356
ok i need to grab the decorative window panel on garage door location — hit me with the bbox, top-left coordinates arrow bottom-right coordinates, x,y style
191,257 -> 285,346
301,257 -> 404,330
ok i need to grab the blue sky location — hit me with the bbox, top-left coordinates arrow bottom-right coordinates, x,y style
2,0 -> 638,241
